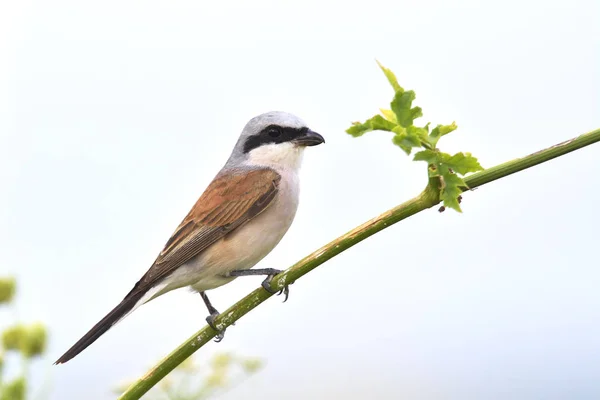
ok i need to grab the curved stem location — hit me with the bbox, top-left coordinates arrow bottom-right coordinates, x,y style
119,127 -> 600,400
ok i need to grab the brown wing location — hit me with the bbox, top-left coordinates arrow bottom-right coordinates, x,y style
134,168 -> 281,292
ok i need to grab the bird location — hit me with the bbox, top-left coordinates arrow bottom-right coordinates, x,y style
54,111 -> 324,364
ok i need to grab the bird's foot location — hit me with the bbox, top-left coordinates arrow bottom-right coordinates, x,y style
261,270 -> 291,302
206,311 -> 226,342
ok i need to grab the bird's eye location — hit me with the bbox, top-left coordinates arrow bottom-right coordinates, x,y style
267,127 -> 282,138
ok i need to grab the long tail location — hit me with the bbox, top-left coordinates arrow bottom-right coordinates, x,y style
54,290 -> 145,364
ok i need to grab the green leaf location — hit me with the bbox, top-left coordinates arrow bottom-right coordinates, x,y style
440,152 -> 484,175
390,90 -> 423,127
408,125 -> 429,144
391,137 -> 411,154
441,191 -> 462,212
346,115 -> 397,137
392,125 -> 406,137
439,172 -> 466,212
429,122 -> 458,145
392,125 -> 421,155
376,60 -> 403,93
413,149 -> 439,164
442,173 -> 465,197
379,108 -> 397,123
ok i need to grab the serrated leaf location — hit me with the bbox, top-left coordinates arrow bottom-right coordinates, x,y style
440,152 -> 484,175
391,135 -> 412,155
346,122 -> 371,137
438,122 -> 457,136
407,125 -> 429,143
410,107 -> 423,122
376,60 -> 403,93
441,192 -> 462,212
413,149 -> 438,164
391,90 -> 423,127
392,125 -> 421,155
379,108 -> 397,122
439,172 -> 466,213
443,174 -> 465,197
392,125 -> 407,137
346,114 -> 397,137
429,122 -> 458,145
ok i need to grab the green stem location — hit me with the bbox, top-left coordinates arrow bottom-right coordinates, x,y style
464,130 -> 600,188
119,127 -> 600,400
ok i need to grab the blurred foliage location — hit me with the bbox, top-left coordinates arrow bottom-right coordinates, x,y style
0,277 -> 49,400
115,352 -> 264,400
347,61 -> 484,212
1,378 -> 25,400
0,278 -> 16,305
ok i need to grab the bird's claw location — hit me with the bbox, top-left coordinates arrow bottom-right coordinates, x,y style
206,311 -> 226,342
278,285 -> 290,302
261,271 -> 291,302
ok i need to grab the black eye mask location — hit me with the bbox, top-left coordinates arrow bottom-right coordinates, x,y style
243,125 -> 309,153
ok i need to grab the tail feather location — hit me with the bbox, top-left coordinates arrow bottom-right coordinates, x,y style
54,290 -> 144,364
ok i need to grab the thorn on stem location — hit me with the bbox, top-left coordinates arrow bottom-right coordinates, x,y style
438,206 -> 446,213
458,195 -> 463,204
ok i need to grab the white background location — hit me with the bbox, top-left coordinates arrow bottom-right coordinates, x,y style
1,0 -> 599,398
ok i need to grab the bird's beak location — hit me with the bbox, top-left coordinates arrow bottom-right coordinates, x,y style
293,129 -> 325,146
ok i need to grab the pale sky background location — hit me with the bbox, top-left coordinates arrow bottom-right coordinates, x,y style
1,0 -> 599,399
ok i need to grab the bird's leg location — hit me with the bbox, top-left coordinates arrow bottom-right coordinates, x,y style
228,268 -> 291,302
200,291 -> 226,342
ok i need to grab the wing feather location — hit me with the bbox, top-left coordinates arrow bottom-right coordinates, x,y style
132,168 -> 281,291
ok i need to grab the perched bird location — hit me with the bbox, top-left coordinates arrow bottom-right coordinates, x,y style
55,111 -> 324,364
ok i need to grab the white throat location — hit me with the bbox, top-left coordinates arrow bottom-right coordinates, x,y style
245,142 -> 305,172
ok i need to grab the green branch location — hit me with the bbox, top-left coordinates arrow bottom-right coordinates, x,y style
119,127 -> 600,400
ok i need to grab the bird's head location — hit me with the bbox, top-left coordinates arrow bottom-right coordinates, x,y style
228,111 -> 325,171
